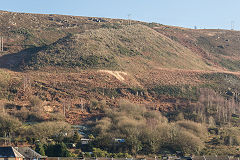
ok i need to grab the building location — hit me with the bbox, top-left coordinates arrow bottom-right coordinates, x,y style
15,147 -> 47,160
192,156 -> 236,160
81,138 -> 90,145
0,147 -> 24,160
114,138 -> 125,143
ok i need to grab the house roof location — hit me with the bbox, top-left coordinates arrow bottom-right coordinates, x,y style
15,147 -> 47,159
0,147 -> 24,158
193,156 -> 230,160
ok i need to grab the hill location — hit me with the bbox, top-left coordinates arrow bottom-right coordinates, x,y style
155,26 -> 240,71
0,10 -> 240,118
0,11 -> 240,155
0,10 -> 240,72
24,24 -> 212,72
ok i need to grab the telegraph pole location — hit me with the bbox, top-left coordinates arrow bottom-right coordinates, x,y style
1,37 -> 3,51
0,36 -> 3,52
128,14 -> 132,25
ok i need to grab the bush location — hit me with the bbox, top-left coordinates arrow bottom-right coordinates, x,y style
220,127 -> 240,146
92,148 -> 108,157
48,112 -> 65,121
175,130 -> 204,154
176,120 -> 208,140
12,109 -> 45,122
159,124 -> 204,154
0,113 -> 22,136
29,121 -> 72,142
29,96 -> 43,109
45,142 -> 71,157
95,117 -> 111,134
35,143 -> 45,156
93,101 -> 207,155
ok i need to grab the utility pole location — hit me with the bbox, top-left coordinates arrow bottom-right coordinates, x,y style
1,37 -> 3,51
128,14 -> 132,25
0,36 -> 3,52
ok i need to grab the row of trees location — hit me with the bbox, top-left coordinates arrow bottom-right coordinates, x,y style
36,142 -> 71,157
0,112 -> 72,144
189,88 -> 240,126
92,100 -> 208,155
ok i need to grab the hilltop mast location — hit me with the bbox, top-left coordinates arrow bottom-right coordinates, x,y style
231,21 -> 235,30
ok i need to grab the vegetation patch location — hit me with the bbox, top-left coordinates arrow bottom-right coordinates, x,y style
200,72 -> 240,99
219,58 -> 240,71
19,24 -> 211,70
148,85 -> 199,100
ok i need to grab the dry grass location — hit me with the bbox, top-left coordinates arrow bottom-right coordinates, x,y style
26,24 -> 212,72
1,10 -> 240,128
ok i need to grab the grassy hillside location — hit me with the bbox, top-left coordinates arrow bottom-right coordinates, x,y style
23,24 -> 212,72
0,11 -> 240,156
0,11 -> 240,119
1,10 -> 240,72
154,26 -> 240,71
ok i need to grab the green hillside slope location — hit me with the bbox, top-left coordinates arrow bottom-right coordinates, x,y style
25,24 -> 212,72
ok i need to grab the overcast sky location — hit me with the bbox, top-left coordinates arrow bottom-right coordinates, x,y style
1,0 -> 240,30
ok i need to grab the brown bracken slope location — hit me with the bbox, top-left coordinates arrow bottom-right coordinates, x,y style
1,10 -> 240,124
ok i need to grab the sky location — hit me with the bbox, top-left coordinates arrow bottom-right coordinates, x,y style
1,0 -> 240,30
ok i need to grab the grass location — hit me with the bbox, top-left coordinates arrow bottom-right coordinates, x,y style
200,72 -> 240,99
0,10 -> 239,73
0,70 -> 22,100
0,70 -> 11,99
148,85 -> 199,100
219,58 -> 240,71
1,10 -> 240,121
21,24 -> 212,72
197,36 -> 226,56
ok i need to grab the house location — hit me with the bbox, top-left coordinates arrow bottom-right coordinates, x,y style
81,138 -> 90,145
192,156 -> 232,160
114,139 -> 125,143
0,147 -> 24,160
14,147 -> 47,160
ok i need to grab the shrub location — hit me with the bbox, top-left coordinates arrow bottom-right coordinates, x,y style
0,113 -> 22,136
174,130 -> 204,154
95,117 -> 111,134
13,110 -> 45,122
29,121 -> 72,142
176,120 -> 208,140
221,127 -> 240,146
48,112 -> 65,121
92,148 -> 108,157
93,101 -> 206,155
35,143 -> 45,156
29,96 -> 43,109
45,142 -> 71,157
159,124 -> 204,154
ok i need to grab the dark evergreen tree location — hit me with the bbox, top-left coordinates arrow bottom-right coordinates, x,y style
73,131 -> 81,143
45,142 -> 71,157
35,143 -> 45,156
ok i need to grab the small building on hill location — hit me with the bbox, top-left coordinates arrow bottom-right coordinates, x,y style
0,147 -> 24,160
80,138 -> 90,145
